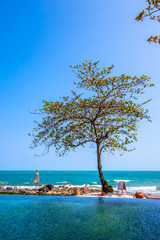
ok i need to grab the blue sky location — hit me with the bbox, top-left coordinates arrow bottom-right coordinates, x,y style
0,0 -> 160,170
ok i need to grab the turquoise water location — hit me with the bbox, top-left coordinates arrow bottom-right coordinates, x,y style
0,195 -> 160,240
0,171 -> 160,193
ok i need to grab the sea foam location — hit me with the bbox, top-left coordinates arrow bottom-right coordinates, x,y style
123,186 -> 157,194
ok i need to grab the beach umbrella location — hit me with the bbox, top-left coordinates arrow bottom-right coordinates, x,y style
34,170 -> 39,187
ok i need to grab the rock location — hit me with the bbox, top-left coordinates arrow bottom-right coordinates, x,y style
38,186 -> 49,192
81,187 -> 88,191
60,191 -> 66,195
51,191 -> 56,194
19,189 -> 26,193
56,191 -> 62,195
37,191 -> 44,194
26,190 -> 32,194
90,189 -> 95,193
32,189 -> 38,193
46,184 -> 54,190
69,188 -> 76,195
45,191 -> 53,195
0,183 -> 102,196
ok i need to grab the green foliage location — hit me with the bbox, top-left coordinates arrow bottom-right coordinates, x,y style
30,60 -> 153,156
136,0 -> 160,43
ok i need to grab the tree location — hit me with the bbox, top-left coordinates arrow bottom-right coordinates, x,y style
30,60 -> 153,193
136,0 -> 160,43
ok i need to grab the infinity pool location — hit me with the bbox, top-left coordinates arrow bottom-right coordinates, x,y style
0,195 -> 160,240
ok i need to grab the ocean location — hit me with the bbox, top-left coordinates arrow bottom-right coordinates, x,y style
0,170 -> 160,194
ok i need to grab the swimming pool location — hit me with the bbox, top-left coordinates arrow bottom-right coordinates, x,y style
0,195 -> 159,240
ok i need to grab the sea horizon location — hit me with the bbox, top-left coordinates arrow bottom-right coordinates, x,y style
1,170 -> 160,171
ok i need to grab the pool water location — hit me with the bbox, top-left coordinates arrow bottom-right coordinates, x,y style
0,195 -> 160,240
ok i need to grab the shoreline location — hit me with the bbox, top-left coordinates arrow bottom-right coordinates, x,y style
0,184 -> 159,195
0,184 -> 159,199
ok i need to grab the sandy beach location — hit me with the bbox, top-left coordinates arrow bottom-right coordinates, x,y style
80,192 -> 134,198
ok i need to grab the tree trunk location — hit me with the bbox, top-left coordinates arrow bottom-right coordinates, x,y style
97,142 -> 113,193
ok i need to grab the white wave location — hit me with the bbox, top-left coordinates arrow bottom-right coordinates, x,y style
128,186 -> 157,193
82,184 -> 90,187
114,180 -> 130,183
92,182 -> 98,184
3,186 -> 40,190
113,186 -> 158,194
90,185 -> 101,189
55,181 -> 67,184
0,181 -> 8,185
